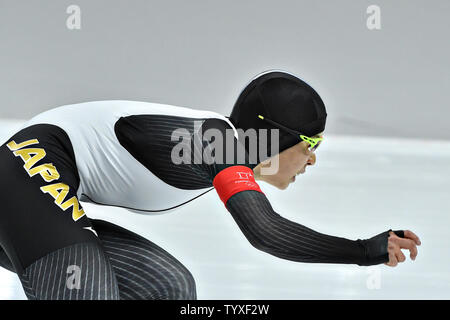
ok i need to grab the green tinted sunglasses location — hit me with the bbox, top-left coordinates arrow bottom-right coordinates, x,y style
258,115 -> 323,152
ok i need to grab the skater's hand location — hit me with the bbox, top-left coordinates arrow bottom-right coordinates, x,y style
385,230 -> 421,267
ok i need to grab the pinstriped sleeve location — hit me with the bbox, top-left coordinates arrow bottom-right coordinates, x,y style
225,191 -> 370,265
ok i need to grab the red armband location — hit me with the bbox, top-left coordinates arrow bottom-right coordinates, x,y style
212,166 -> 263,206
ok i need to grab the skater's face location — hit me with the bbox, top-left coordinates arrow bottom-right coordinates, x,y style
253,133 -> 322,190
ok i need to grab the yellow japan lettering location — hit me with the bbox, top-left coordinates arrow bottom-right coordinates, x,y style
28,163 -> 60,182
60,197 -> 85,221
40,183 -> 69,204
13,148 -> 46,170
9,138 -> 85,223
40,183 -> 85,221
7,139 -> 39,151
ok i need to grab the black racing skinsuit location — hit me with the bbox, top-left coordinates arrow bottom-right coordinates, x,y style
0,115 -> 391,300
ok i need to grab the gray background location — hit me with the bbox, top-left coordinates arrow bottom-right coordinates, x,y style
0,0 -> 449,139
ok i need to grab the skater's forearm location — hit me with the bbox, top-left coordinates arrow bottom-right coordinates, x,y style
226,190 -> 375,265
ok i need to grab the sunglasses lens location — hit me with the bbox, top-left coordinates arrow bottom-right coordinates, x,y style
310,140 -> 321,152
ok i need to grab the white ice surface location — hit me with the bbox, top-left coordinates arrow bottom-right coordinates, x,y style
0,119 -> 449,300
